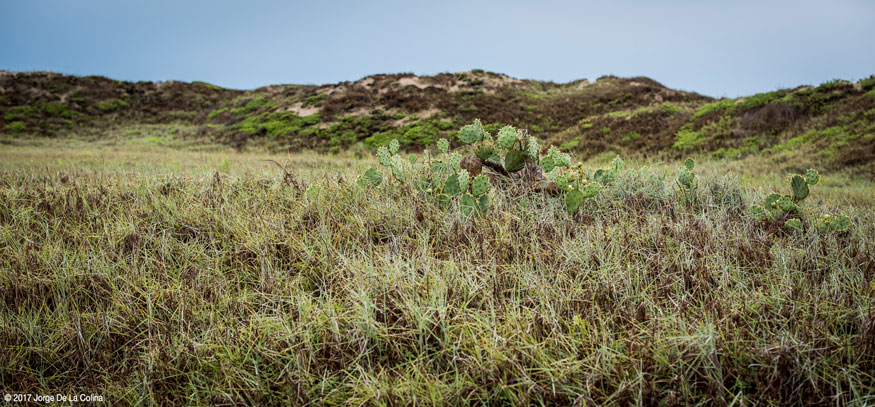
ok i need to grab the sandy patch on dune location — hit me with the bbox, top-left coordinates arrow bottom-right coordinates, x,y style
286,102 -> 320,116
398,77 -> 430,89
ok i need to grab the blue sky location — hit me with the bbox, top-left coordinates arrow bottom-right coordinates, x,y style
1,0 -> 872,97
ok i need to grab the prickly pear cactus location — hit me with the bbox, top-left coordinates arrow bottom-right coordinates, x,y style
459,121 -> 482,144
475,145 -> 494,161
437,138 -> 449,154
784,218 -> 803,232
377,146 -> 392,167
805,169 -> 819,185
459,193 -> 477,217
472,174 -> 489,196
684,158 -> 695,171
389,139 -> 400,154
447,153 -> 462,173
443,174 -> 461,196
565,188 -> 585,215
390,155 -> 405,182
497,126 -> 517,149
458,169 -> 469,193
540,156 -> 556,173
790,175 -> 809,202
555,174 -> 570,192
765,193 -> 781,210
583,181 -> 601,198
527,137 -> 540,159
504,150 -> 525,172
778,196 -> 796,212
677,168 -> 694,188
357,167 -> 382,187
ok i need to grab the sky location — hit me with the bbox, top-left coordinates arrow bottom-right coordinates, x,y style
1,0 -> 873,98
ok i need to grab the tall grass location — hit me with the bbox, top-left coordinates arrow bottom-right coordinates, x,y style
1,145 -> 873,405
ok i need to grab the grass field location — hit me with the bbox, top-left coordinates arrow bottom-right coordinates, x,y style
2,141 -> 874,405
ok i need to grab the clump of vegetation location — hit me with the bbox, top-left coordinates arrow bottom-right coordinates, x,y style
751,169 -> 850,233
4,121 -> 26,132
676,158 -> 698,206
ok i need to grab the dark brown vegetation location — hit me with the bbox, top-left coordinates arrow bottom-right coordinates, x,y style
3,70 -> 873,176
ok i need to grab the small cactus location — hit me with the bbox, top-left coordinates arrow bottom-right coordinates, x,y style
377,146 -> 392,167
684,158 -> 695,171
437,138 -> 449,154
790,175 -> 809,202
459,193 -> 477,217
448,153 -> 462,173
359,167 -> 382,187
497,126 -> 517,149
764,193 -> 781,209
475,145 -> 494,161
565,188 -> 585,214
778,196 -> 796,212
504,149 -> 525,172
805,169 -> 819,185
830,215 -> 850,232
526,137 -> 540,159
458,169 -> 470,193
459,121 -> 482,144
555,174 -> 570,191
472,174 -> 489,196
444,173 -> 461,196
540,156 -> 556,173
784,218 -> 803,232
388,139 -> 400,154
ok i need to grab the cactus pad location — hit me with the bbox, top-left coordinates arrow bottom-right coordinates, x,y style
504,150 -> 525,172
437,138 -> 449,154
478,194 -> 490,214
678,168 -> 694,188
778,196 -> 796,212
389,139 -> 400,154
472,175 -> 489,196
377,147 -> 392,167
526,137 -> 540,159
784,218 -> 803,232
362,168 -> 382,187
830,215 -> 850,232
565,188 -> 585,214
555,174 -> 570,191
458,169 -> 469,193
459,124 -> 481,144
443,174 -> 461,196
805,169 -> 820,185
497,126 -> 517,149
540,156 -> 556,173
583,182 -> 601,199
684,158 -> 695,170
764,193 -> 781,209
459,193 -> 477,217
448,153 -> 462,173
475,145 -> 494,161
791,175 -> 809,202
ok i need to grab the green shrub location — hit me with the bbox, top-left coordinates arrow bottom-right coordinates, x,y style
4,121 -> 26,132
207,107 -> 228,119
690,99 -> 735,121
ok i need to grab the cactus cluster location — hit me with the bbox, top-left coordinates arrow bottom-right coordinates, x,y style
457,119 -> 545,175
361,130 -> 493,218
676,158 -> 698,206
456,119 -> 600,214
750,168 -> 850,233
